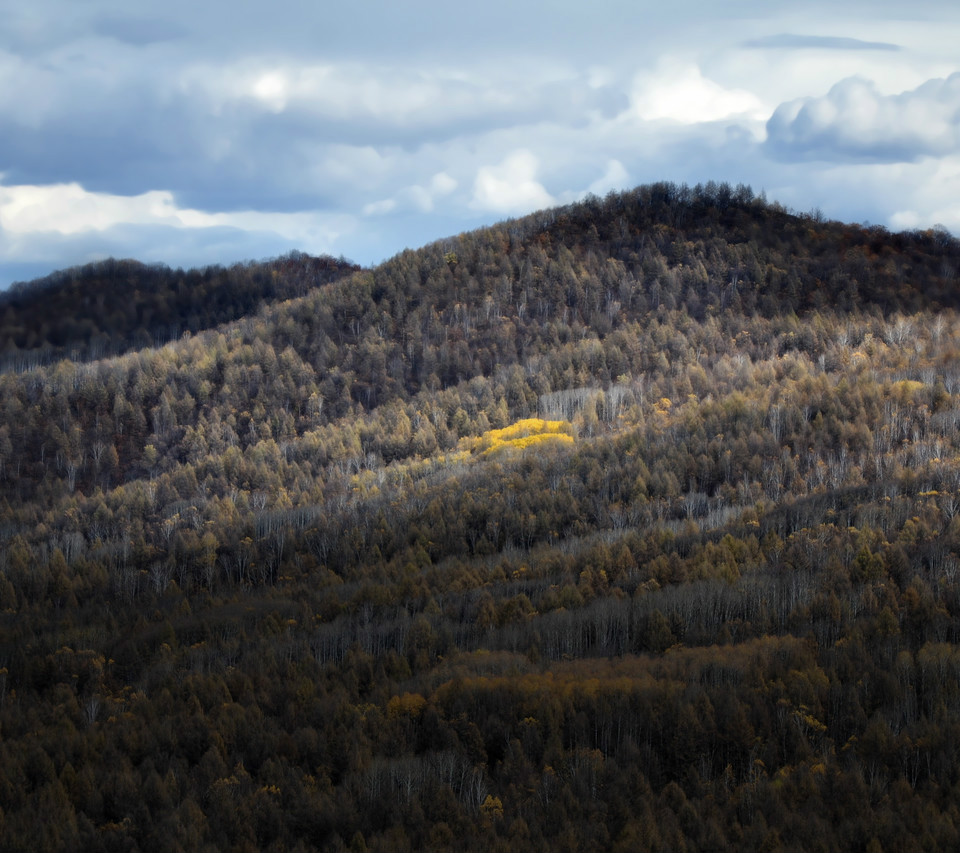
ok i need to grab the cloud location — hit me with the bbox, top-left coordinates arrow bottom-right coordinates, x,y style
92,14 -> 187,46
0,181 -> 184,234
0,180 -> 348,241
362,199 -> 396,217
363,172 -> 457,216
218,64 -> 458,120
629,64 -> 767,124
883,157 -> 960,234
0,39 -> 628,220
183,59 -> 629,148
471,150 -> 554,215
587,160 -> 630,196
744,34 -> 900,51
0,177 -> 354,282
766,73 -> 960,162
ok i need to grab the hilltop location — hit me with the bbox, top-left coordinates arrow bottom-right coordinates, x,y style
0,252 -> 360,369
2,183 -> 960,851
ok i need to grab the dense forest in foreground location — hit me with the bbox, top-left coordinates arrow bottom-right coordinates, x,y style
3,182 -> 960,851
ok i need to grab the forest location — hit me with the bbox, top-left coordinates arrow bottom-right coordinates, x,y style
2,181 -> 960,851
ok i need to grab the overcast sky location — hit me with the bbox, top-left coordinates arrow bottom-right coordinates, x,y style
1,0 -> 959,288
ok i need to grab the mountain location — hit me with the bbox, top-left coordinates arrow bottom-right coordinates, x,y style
0,252 -> 361,369
2,182 -> 960,851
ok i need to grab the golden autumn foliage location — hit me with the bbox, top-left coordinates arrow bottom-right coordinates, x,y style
462,418 -> 575,456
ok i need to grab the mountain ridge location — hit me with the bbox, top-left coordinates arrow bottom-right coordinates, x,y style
4,181 -> 958,373
0,251 -> 361,370
2,182 -> 960,851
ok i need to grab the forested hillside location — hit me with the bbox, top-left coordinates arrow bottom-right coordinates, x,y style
2,182 -> 960,851
0,252 -> 360,369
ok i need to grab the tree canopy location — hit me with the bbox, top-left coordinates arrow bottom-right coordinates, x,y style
2,183 -> 960,851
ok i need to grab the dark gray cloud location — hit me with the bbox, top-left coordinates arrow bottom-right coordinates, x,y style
0,38 -> 629,216
765,74 -> 960,162
744,34 -> 899,51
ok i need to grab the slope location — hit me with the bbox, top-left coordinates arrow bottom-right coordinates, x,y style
1,182 -> 960,851
0,252 -> 361,369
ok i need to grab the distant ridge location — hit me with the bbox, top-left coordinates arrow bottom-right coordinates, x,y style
0,251 -> 361,370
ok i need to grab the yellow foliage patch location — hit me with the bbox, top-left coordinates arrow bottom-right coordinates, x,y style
485,418 -> 572,442
463,418 -> 575,456
892,379 -> 925,399
387,692 -> 427,718
484,431 -> 575,454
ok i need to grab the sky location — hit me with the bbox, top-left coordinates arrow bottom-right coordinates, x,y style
1,0 -> 959,288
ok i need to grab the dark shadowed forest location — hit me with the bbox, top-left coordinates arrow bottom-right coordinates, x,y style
2,182 -> 960,851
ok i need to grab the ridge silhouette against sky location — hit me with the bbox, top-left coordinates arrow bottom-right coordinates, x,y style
0,0 -> 958,287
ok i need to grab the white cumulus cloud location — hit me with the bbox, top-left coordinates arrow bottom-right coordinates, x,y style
0,179 -> 345,244
588,160 -> 630,196
0,177 -> 353,272
0,181 -> 185,234
766,73 -> 960,162
629,63 -> 768,125
471,150 -> 554,215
